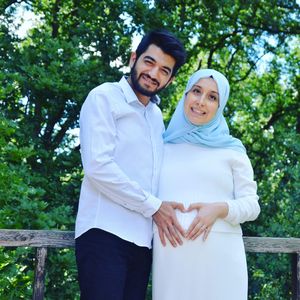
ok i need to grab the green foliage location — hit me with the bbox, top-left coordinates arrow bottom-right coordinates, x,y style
248,253 -> 293,300
0,247 -> 35,299
44,248 -> 79,300
0,0 -> 299,298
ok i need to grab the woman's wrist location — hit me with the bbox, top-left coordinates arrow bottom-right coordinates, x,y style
213,202 -> 229,219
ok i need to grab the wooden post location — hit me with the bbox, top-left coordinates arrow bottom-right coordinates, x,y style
292,252 -> 300,300
33,247 -> 48,300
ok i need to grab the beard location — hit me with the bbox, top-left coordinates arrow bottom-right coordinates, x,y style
130,62 -> 168,97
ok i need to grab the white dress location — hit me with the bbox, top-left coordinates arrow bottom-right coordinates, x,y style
152,143 -> 260,300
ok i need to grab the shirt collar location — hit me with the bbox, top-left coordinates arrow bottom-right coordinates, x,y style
119,76 -> 161,105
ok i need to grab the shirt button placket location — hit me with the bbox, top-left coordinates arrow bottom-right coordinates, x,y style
144,108 -> 156,194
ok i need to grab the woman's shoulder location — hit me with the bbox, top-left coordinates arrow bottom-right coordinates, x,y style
164,143 -> 252,166
164,143 -> 248,155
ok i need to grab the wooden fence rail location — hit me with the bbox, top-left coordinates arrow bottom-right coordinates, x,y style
0,230 -> 299,300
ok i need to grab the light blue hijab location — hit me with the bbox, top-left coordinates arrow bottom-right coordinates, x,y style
163,69 -> 246,153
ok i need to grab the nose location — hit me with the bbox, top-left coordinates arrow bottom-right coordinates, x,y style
148,66 -> 160,79
196,94 -> 206,105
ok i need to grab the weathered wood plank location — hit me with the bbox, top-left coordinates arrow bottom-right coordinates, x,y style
0,230 -> 300,253
243,237 -> 300,253
33,247 -> 47,300
0,230 -> 75,248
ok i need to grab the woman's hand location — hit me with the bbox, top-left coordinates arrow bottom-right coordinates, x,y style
185,202 -> 228,241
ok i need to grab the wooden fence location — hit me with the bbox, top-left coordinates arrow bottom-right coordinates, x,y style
0,229 -> 299,300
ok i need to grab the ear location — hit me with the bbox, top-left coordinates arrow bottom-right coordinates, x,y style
129,52 -> 137,68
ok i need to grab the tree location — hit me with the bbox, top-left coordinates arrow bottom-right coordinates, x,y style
0,0 -> 299,298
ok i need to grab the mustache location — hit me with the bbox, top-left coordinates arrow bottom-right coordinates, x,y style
141,73 -> 159,86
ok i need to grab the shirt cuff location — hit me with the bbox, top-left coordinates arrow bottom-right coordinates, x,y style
141,194 -> 162,218
223,200 -> 236,224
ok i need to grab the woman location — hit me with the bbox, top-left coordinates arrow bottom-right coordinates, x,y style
152,69 -> 260,300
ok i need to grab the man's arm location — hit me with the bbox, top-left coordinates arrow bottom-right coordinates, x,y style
80,88 -> 161,217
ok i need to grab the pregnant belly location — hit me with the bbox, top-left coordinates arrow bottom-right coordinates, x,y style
175,210 -> 198,231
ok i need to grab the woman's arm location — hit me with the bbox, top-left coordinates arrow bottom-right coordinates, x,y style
185,152 -> 260,240
223,153 -> 260,225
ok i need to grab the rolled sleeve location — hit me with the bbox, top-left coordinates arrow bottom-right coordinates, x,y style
142,194 -> 162,218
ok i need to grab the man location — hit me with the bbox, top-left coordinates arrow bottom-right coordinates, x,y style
75,29 -> 187,300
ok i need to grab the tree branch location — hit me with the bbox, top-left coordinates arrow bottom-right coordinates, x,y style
233,52 -> 269,83
207,29 -> 240,67
51,0 -> 61,38
263,109 -> 283,130
225,47 -> 239,71
197,58 -> 202,71
51,116 -> 77,150
263,103 -> 300,131
43,102 -> 66,147
238,20 -> 300,35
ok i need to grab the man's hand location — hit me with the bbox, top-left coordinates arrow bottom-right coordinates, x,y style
153,201 -> 186,247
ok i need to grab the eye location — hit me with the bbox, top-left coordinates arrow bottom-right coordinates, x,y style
192,88 -> 201,94
161,68 -> 170,76
144,59 -> 153,66
209,94 -> 218,101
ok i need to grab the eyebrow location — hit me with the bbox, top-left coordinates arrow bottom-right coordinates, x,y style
144,55 -> 172,74
193,84 -> 219,95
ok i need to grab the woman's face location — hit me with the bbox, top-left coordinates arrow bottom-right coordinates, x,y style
184,77 -> 219,125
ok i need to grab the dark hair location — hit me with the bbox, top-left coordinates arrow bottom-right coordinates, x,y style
135,29 -> 187,76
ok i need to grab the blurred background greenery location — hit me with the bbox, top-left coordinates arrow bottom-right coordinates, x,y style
0,0 -> 299,299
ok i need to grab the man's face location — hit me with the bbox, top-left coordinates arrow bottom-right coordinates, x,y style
129,44 -> 175,101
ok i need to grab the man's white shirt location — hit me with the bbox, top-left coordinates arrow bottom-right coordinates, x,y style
75,77 -> 164,248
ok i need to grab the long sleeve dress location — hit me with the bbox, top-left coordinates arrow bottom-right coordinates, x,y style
152,143 -> 260,300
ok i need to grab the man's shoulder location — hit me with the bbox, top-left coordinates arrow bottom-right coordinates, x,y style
82,80 -> 126,114
89,81 -> 122,97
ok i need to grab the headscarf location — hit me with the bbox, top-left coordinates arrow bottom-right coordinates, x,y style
163,69 -> 246,153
